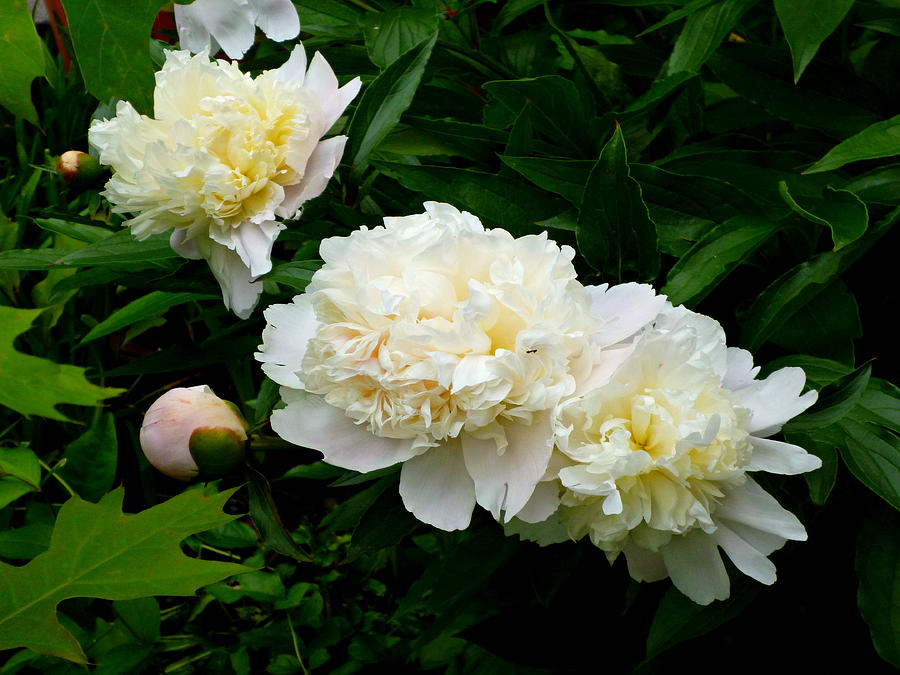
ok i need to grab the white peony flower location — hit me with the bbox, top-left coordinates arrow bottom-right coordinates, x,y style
89,47 -> 360,319
175,0 -> 301,60
256,202 -> 606,530
509,296 -> 821,605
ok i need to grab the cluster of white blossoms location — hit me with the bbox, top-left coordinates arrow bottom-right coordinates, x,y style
89,46 -> 360,318
255,202 -> 822,604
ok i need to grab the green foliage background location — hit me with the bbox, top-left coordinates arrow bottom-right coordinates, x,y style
1,0 -> 898,672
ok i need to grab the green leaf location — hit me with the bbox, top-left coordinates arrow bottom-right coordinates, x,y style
245,466 -> 308,562
79,291 -> 214,345
778,182 -> 868,250
739,207 -> 899,352
363,8 -> 439,69
55,230 -> 180,266
498,156 -> 593,204
577,124 -> 660,281
264,261 -> 318,292
0,447 -> 41,510
60,0 -> 167,114
836,418 -> 900,511
345,32 -> 438,171
373,162 -> 569,235
856,502 -> 900,669
57,412 -> 118,503
0,487 -> 250,663
666,0 -> 759,75
0,0 -> 47,124
662,215 -> 779,306
775,0 -> 855,83
856,378 -> 900,432
707,44 -> 881,140
0,306 -> 123,421
645,581 -> 758,660
806,114 -> 900,174
0,249 -> 66,270
35,218 -> 114,244
761,354 -> 851,387
787,363 -> 871,432
784,430 -> 838,505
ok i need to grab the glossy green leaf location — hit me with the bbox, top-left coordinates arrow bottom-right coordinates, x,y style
662,215 -> 778,306
806,114 -> 900,174
666,0 -> 759,75
363,8 -> 439,68
836,418 -> 900,511
775,0 -> 855,82
79,291 -> 214,345
345,32 -> 437,171
0,447 -> 41,510
645,581 -> 758,660
778,182 -> 867,250
0,487 -> 250,663
56,413 -> 117,503
0,0 -> 47,124
856,502 -> 900,669
60,0 -> 167,114
0,306 -> 123,421
577,124 -> 660,281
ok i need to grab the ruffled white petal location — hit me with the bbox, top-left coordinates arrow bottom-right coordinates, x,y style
661,529 -> 730,605
723,347 -> 759,390
232,219 -> 284,277
735,367 -> 818,437
276,136 -> 347,218
256,296 -> 319,389
514,480 -> 561,524
272,388 -> 420,472
176,0 -> 256,59
252,0 -> 301,42
586,282 -> 666,347
204,243 -> 263,320
461,413 -> 554,522
745,436 -> 822,475
399,440 -> 476,531
714,477 -> 808,541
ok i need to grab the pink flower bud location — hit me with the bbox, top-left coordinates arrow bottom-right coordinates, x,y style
56,150 -> 103,188
140,385 -> 247,480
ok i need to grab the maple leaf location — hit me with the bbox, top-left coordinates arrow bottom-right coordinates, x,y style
0,487 -> 252,663
0,306 -> 123,421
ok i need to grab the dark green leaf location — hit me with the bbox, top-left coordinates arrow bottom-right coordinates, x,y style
79,291 -> 214,345
55,230 -> 180,266
35,218 -> 113,244
60,0 -> 167,114
0,0 -> 48,124
0,249 -> 62,270
761,355 -> 851,388
784,430 -> 838,505
320,475 -> 395,533
842,164 -> 900,204
245,466 -> 308,562
498,156 -> 593,204
345,32 -> 438,171
666,0 -> 759,75
352,489 -> 419,551
363,8 -> 439,69
836,418 -> 900,511
787,363 -> 871,432
0,447 -> 41,510
264,261 -> 318,291
778,182 -> 868,250
57,413 -> 117,503
637,0 -> 720,36
576,124 -> 660,281
662,215 -> 778,306
807,114 -> 900,173
856,378 -> 900,433
775,0 -> 855,82
856,502 -> 900,669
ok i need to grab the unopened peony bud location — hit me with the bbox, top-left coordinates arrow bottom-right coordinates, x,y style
140,385 -> 248,480
56,150 -> 103,188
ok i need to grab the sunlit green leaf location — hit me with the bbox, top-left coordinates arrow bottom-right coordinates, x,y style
807,114 -> 900,174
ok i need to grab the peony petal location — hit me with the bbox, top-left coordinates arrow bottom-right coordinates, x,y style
256,296 -> 318,389
512,479 -> 560,524
745,436 -> 822,475
461,414 -> 554,522
723,347 -> 759,390
661,529 -> 730,604
203,243 -> 263,320
399,439 -> 476,531
734,367 -> 818,437
304,52 -> 341,126
587,282 -> 666,347
173,2 -> 215,54
714,477 -> 808,541
622,540 -> 668,583
273,43 -> 307,86
713,522 -> 777,585
272,388 -> 420,471
232,220 -> 283,278
277,136 -> 347,218
169,230 -> 203,260
251,0 -> 300,42
178,0 -> 257,59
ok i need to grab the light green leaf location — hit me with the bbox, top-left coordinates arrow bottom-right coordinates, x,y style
57,413 -> 118,503
0,447 -> 41,510
60,0 -> 168,114
0,249 -> 63,271
577,124 -> 659,281
363,8 -> 439,69
662,215 -> 778,306
666,0 -> 759,75
55,230 -> 179,266
79,291 -> 214,345
0,0 -> 47,124
856,502 -> 900,669
806,114 -> 900,174
775,0 -> 855,83
778,182 -> 868,250
0,487 -> 251,663
0,306 -> 123,421
346,32 -> 438,171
